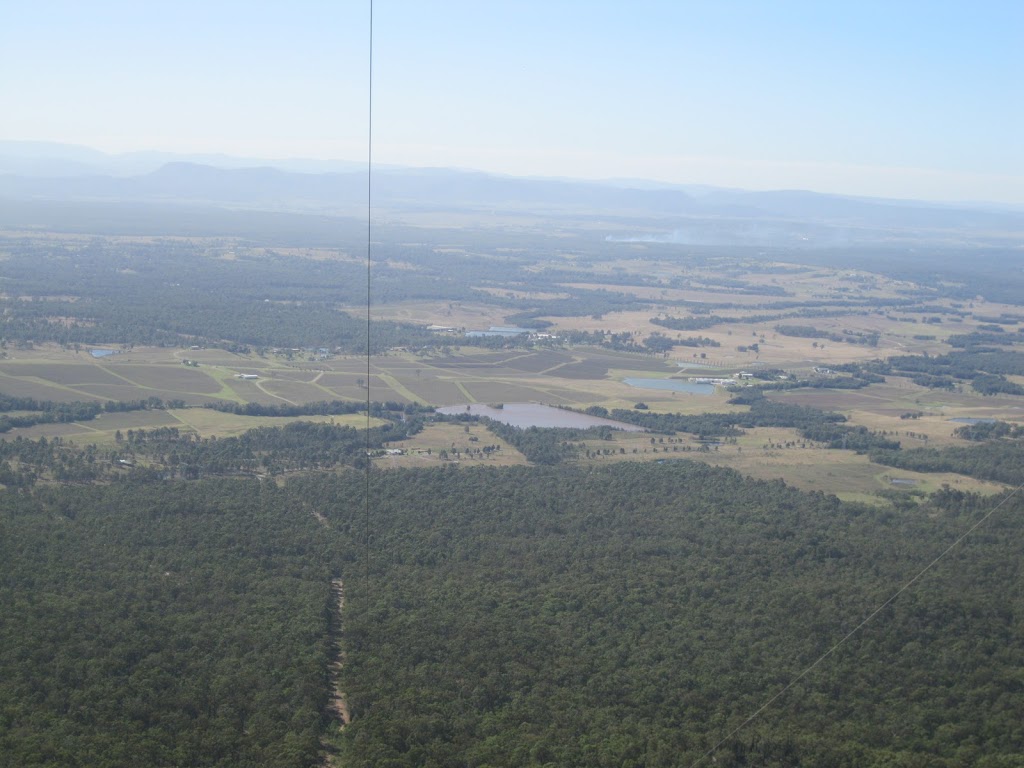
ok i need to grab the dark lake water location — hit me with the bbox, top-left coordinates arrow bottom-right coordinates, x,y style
436,403 -> 646,431
624,378 -> 716,395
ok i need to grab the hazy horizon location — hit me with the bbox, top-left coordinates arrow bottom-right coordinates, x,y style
2,2 -> 1022,204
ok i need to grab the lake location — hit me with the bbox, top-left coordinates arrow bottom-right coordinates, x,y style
949,418 -> 998,425
436,403 -> 646,431
624,378 -> 716,395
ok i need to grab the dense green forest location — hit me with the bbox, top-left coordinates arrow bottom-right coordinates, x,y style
0,479 -> 338,768
326,464 -> 1023,767
3,457 -> 1021,767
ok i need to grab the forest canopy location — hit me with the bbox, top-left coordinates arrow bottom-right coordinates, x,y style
2,460 -> 1021,767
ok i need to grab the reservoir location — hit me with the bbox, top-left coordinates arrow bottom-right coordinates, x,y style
436,403 -> 646,431
624,378 -> 716,395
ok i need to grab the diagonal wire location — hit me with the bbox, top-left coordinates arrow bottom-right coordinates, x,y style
691,479 -> 1024,767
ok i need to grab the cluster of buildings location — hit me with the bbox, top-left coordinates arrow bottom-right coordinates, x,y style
428,324 -> 557,341
688,372 -> 755,386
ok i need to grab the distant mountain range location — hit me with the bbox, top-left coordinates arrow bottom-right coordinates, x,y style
2,141 -> 1023,244
0,140 -> 368,177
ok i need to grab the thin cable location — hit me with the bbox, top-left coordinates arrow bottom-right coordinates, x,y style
364,0 -> 373,604
691,479 -> 1024,767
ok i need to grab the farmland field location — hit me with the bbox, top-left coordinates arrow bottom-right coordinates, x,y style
98,362 -> 224,394
1,224 -> 1023,507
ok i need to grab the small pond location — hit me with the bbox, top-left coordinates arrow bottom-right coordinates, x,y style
624,378 -> 716,395
436,403 -> 646,431
90,349 -> 117,358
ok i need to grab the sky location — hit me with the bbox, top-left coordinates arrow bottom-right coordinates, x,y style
2,0 -> 1022,203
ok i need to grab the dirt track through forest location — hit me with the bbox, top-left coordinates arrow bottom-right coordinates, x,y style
312,505 -> 350,766
326,578 -> 351,728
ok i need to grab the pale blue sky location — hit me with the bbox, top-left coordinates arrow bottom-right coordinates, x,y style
2,1 -> 1022,202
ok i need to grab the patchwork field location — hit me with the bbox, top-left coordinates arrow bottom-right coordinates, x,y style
2,242 -> 1023,507
98,362 -> 225,394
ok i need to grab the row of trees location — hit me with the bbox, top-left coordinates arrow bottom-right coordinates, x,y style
775,324 -> 880,346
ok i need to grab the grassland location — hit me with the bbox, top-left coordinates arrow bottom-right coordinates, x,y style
377,421 -> 529,469
575,427 -> 1007,501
